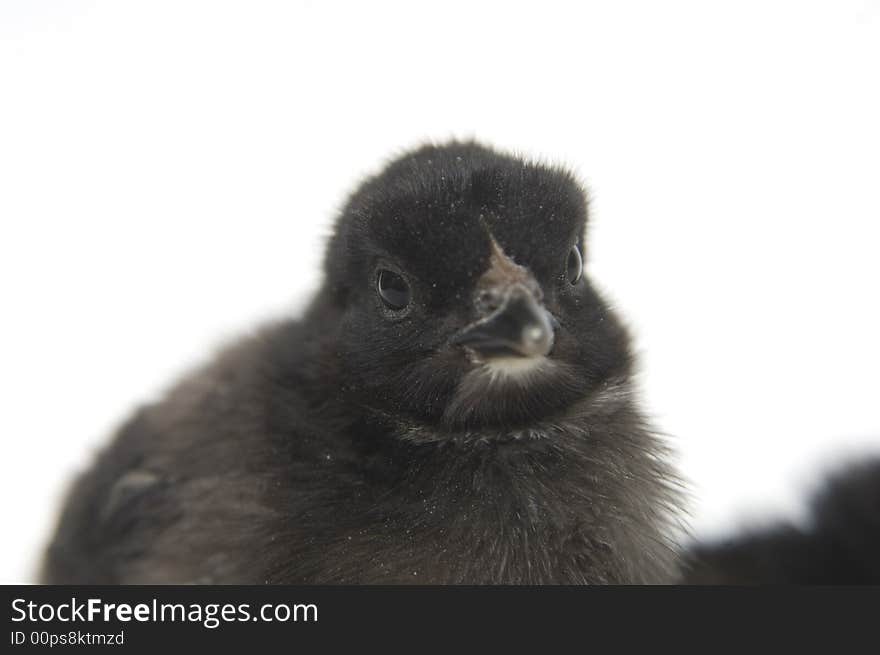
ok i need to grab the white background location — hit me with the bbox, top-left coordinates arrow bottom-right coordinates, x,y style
1,1 -> 879,583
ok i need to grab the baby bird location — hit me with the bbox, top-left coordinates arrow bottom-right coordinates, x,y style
43,142 -> 683,584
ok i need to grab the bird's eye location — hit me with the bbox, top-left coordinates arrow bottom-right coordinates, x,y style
565,246 -> 583,285
376,268 -> 411,310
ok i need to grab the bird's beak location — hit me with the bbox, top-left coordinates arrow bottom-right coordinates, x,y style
451,284 -> 555,359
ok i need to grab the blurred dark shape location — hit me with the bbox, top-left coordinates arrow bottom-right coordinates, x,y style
684,459 -> 880,584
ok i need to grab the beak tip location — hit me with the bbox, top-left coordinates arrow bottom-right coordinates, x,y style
520,322 -> 554,357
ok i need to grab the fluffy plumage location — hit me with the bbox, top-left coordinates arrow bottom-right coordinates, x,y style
42,141 -> 684,584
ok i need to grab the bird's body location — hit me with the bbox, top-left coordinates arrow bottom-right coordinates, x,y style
43,142 -> 683,584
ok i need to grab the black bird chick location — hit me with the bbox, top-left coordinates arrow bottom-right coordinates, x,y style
43,142 -> 683,584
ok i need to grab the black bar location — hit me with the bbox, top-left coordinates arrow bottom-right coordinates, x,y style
3,586 -> 878,649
